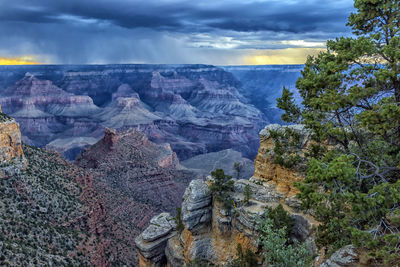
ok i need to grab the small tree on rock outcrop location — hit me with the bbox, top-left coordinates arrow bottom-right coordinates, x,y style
210,169 -> 234,212
243,184 -> 252,205
233,162 -> 243,179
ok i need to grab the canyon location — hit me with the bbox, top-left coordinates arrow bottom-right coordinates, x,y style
0,64 -> 284,162
0,65 -> 301,166
0,106 -> 363,266
135,124 -> 361,267
0,64 -> 316,266
0,107 -> 194,265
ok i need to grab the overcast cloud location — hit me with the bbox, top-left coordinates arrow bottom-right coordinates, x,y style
0,0 -> 354,64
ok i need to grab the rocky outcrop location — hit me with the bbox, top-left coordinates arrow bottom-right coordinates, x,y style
135,124 -> 320,266
0,104 -> 26,178
254,124 -> 311,197
320,245 -> 359,267
135,213 -> 177,267
0,64 -> 267,160
76,128 -> 195,265
181,179 -> 212,233
137,177 -> 318,266
0,115 -> 23,164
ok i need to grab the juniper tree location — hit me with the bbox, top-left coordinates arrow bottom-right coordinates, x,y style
277,0 -> 400,263
243,184 -> 252,205
210,169 -> 234,212
233,162 -> 243,179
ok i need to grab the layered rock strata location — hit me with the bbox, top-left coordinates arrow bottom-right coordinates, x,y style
0,104 -> 27,178
135,213 -> 177,267
76,128 -> 195,265
137,176 -> 318,266
254,124 -> 311,197
0,65 -> 267,160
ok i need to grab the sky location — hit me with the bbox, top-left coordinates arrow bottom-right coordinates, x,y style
0,0 -> 354,65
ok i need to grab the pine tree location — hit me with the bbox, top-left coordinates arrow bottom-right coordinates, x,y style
277,0 -> 400,263
210,169 -> 234,212
233,162 -> 243,179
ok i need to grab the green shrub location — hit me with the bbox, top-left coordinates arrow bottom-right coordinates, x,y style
174,207 -> 184,233
266,204 -> 294,237
209,169 -> 234,212
257,216 -> 312,267
243,184 -> 252,205
269,128 -> 303,169
230,243 -> 258,267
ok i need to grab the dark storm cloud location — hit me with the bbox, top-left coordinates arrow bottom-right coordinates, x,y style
0,0 -> 355,64
0,0 -> 352,33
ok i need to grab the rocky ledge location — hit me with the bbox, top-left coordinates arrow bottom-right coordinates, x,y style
0,104 -> 26,178
135,213 -> 177,266
136,177 -> 318,266
254,124 -> 311,197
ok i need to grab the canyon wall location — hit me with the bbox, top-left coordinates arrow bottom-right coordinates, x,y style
254,124 -> 311,197
0,111 -> 107,266
76,128 -> 198,265
0,65 -> 269,161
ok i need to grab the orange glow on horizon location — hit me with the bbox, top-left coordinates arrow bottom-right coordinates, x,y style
0,56 -> 41,65
243,48 -> 326,65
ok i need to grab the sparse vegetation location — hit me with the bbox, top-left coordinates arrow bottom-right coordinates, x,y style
0,144 -> 94,265
257,206 -> 312,267
230,243 -> 258,267
0,112 -> 13,122
209,169 -> 235,212
243,184 -> 252,205
233,162 -> 243,179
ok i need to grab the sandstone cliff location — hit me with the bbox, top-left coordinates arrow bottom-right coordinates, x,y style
0,104 -> 26,180
254,124 -> 310,197
135,124 -> 320,266
0,104 -> 24,165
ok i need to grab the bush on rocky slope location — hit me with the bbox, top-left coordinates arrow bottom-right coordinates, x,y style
0,145 -> 96,266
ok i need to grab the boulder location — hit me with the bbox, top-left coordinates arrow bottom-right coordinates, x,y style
319,245 -> 359,267
181,179 -> 212,232
135,213 -> 177,266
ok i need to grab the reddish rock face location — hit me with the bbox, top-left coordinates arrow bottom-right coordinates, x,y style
76,128 -> 192,265
0,105 -> 24,165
